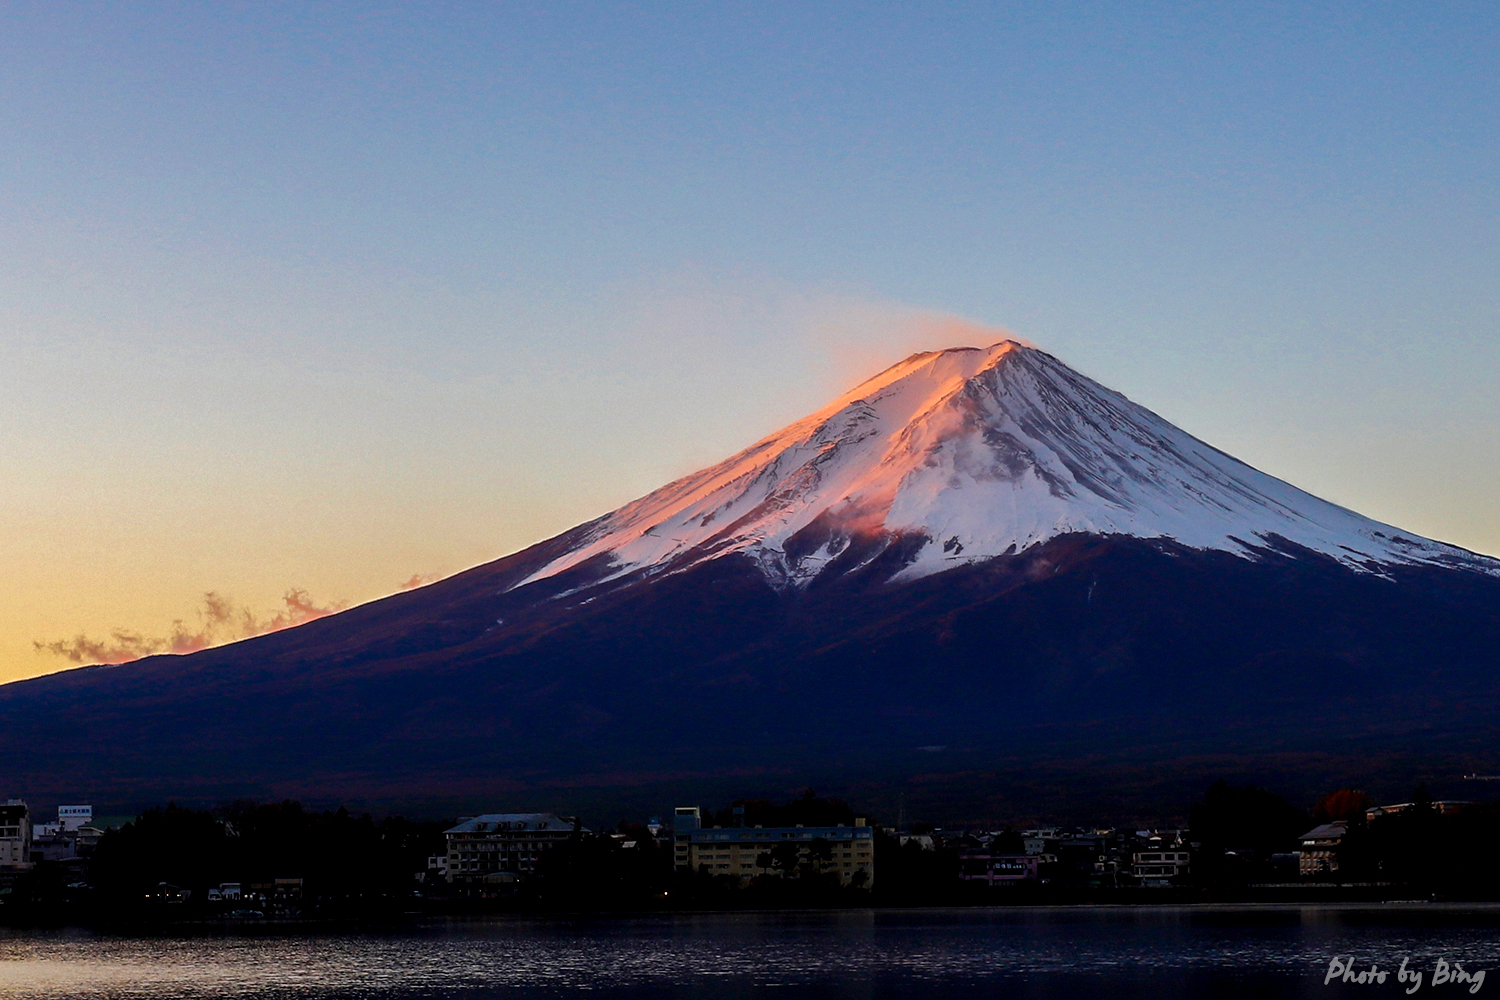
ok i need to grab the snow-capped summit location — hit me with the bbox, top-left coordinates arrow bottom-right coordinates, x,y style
519,341 -> 1494,591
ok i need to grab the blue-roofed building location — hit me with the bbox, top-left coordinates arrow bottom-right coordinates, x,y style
444,812 -> 582,883
672,806 -> 874,886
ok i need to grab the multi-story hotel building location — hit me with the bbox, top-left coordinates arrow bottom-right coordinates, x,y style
444,812 -> 583,883
672,806 -> 875,886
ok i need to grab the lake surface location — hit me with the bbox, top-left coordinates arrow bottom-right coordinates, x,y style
3,905 -> 1500,999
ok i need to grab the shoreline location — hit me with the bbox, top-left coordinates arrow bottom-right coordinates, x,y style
12,898 -> 1500,936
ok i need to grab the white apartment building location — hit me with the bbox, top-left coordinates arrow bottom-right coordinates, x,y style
0,799 -> 31,868
444,813 -> 581,883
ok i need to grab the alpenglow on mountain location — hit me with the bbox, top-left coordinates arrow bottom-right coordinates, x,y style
4,339 -> 1499,815
524,341 -> 1492,591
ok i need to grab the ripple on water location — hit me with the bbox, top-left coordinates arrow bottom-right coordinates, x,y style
3,907 -> 1500,999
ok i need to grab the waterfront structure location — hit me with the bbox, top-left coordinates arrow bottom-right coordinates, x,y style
29,828 -> 76,863
1023,829 -> 1061,855
208,883 -> 242,901
0,799 -> 30,868
75,824 -> 103,853
1131,848 -> 1191,885
672,806 -> 874,887
58,805 -> 93,831
1298,821 -> 1347,877
21,802 -> 103,866
444,813 -> 581,883
958,851 -> 1040,884
1365,800 -> 1471,821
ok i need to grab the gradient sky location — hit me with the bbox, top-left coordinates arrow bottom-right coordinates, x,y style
2,1 -> 1497,682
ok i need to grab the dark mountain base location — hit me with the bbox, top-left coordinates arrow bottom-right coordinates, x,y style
6,534 -> 1500,822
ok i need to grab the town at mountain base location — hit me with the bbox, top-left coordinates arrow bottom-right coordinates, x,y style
5,343 -> 1500,817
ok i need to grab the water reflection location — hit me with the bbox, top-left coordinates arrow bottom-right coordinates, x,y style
2,905 -> 1499,999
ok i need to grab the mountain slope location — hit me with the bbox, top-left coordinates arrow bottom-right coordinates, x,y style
3,342 -> 1499,817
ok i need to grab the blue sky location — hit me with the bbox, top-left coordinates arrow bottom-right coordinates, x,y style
2,1 -> 1497,679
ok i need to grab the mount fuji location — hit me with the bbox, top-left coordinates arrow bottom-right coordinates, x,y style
5,342 -> 1500,817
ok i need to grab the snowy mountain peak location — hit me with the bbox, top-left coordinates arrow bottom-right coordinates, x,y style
517,341 -> 1495,592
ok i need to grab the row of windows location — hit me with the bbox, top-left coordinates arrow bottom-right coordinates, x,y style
688,851 -> 870,858
451,840 -> 554,848
691,834 -> 873,842
693,864 -> 873,867
454,850 -> 537,859
703,862 -> 871,870
687,851 -> 876,857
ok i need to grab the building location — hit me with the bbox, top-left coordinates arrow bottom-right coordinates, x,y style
30,804 -> 95,844
0,800 -> 30,869
1023,829 -> 1061,856
57,805 -> 93,832
1298,821 -> 1347,877
1131,849 -> 1191,885
20,804 -> 102,865
444,812 -> 581,883
1366,800 -> 1471,821
672,806 -> 875,887
29,829 -> 77,863
958,852 -> 1040,885
74,824 -> 104,856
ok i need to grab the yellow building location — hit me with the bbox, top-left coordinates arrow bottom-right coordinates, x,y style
672,806 -> 874,887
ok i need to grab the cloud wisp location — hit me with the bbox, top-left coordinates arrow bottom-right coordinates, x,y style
33,588 -> 347,666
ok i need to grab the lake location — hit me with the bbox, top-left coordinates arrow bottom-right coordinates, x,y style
2,905 -> 1499,998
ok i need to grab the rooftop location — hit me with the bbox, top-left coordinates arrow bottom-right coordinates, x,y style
445,813 -> 578,835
